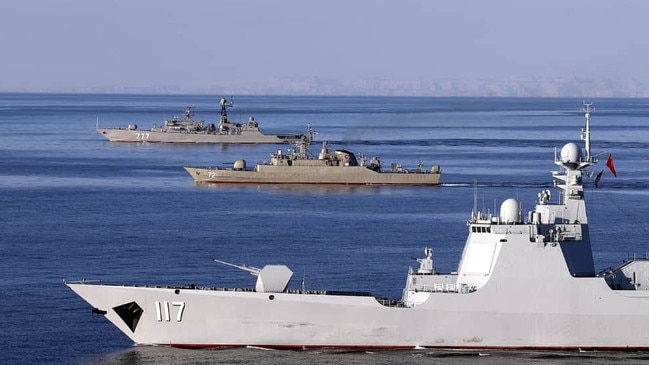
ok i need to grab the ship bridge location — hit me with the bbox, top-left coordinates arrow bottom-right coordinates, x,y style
451,103 -> 598,291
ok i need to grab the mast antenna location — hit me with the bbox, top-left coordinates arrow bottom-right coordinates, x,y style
472,179 -> 478,220
581,101 -> 594,164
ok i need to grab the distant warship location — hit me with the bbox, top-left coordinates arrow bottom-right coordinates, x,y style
184,140 -> 441,185
96,98 -> 312,144
67,103 -> 649,350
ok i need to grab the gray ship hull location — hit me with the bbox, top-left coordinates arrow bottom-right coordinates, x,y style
96,128 -> 305,144
96,98 -> 312,144
184,165 -> 441,185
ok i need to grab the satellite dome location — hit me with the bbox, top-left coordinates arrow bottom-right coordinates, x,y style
560,143 -> 582,166
500,198 -> 521,224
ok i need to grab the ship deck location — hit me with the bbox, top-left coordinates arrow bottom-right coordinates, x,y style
65,280 -> 408,307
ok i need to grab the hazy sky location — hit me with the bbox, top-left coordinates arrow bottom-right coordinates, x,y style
2,0 -> 648,94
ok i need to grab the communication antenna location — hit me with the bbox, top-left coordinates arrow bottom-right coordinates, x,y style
472,179 -> 478,220
581,101 -> 594,164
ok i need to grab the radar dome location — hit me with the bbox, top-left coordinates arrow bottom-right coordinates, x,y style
560,143 -> 582,166
233,159 -> 246,170
500,198 -> 521,224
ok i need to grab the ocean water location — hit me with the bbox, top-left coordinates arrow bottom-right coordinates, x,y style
2,94 -> 649,364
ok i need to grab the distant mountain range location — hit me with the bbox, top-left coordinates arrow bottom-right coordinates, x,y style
5,76 -> 649,97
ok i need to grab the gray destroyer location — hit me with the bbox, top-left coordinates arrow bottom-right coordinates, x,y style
184,140 -> 441,185
96,98 -> 312,144
67,103 -> 649,350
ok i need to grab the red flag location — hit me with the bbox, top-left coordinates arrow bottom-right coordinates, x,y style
606,154 -> 617,177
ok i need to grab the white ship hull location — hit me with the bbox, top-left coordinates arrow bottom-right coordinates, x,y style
66,242 -> 649,350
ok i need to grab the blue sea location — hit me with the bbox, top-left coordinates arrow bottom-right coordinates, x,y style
2,94 -> 649,364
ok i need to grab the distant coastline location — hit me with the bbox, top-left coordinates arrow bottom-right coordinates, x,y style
2,76 -> 649,97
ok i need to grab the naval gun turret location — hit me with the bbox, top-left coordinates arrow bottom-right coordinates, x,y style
212,259 -> 293,293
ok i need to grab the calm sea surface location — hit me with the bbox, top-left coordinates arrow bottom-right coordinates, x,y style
2,94 -> 649,364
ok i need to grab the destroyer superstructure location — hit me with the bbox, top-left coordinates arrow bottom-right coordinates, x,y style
67,103 -> 649,350
96,98 -> 312,144
184,140 -> 441,185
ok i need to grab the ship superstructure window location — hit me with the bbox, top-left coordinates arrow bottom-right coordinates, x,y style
471,226 -> 491,233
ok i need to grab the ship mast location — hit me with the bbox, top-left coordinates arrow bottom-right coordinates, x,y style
581,101 -> 594,168
220,97 -> 233,124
